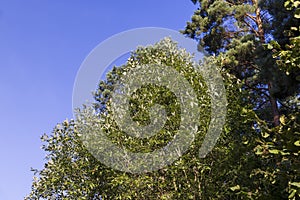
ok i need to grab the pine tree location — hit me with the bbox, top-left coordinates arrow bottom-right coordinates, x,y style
182,0 -> 300,126
183,1 -> 300,198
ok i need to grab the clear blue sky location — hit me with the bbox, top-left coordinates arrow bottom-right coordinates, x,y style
0,1 -> 196,199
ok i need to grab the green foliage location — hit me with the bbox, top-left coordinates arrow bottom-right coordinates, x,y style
26,120 -> 115,199
27,0 -> 300,199
271,0 -> 300,83
252,111 -> 300,199
26,38 -> 255,199
181,0 -> 300,199
183,0 -> 300,126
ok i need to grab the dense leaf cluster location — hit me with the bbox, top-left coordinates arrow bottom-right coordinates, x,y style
26,0 -> 300,199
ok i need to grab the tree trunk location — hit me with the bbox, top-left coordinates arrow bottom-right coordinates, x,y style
253,0 -> 280,126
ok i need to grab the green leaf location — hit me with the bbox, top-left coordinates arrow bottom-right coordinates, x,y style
261,132 -> 270,138
288,189 -> 297,199
290,182 -> 300,188
280,115 -> 286,125
294,141 -> 300,146
294,1 -> 300,7
267,43 -> 273,50
291,27 -> 298,31
230,185 -> 240,191
284,1 -> 290,7
269,149 -> 280,154
242,140 -> 249,145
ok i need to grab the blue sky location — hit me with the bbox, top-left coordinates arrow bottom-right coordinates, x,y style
0,1 -> 196,199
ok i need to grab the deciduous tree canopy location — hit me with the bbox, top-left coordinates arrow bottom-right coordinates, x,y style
27,0 -> 300,199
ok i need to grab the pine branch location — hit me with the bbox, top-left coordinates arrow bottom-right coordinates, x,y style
245,13 -> 257,23
243,18 -> 259,37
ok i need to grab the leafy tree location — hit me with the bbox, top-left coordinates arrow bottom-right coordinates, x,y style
251,1 -> 300,199
26,38 -> 254,199
182,0 -> 300,199
271,0 -> 300,91
26,0 -> 300,199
